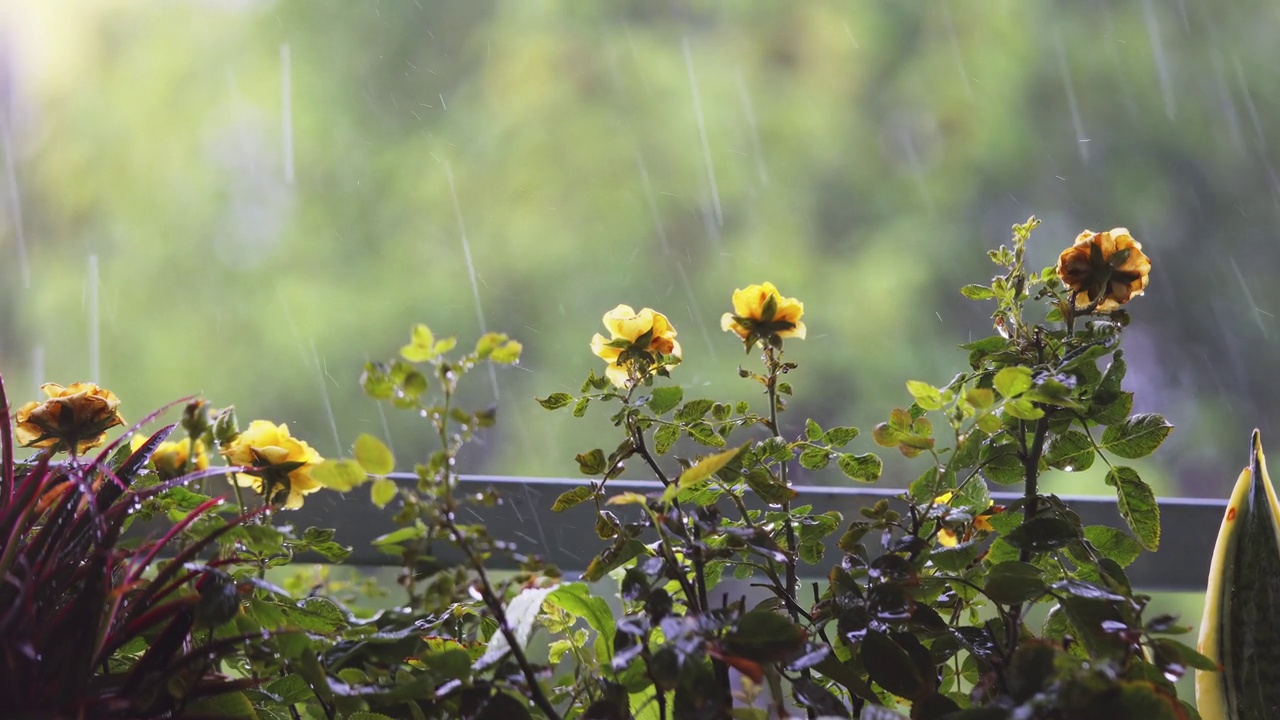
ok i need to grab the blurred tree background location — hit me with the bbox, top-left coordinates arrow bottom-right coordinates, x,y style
0,0 -> 1276,504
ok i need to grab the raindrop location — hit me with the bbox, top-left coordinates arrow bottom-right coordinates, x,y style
0,116 -> 29,288
682,37 -> 722,228
87,254 -> 100,382
280,43 -> 294,184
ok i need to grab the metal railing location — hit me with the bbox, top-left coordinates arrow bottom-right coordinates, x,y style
283,474 -> 1222,593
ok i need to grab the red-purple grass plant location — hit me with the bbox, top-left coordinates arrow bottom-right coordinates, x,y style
0,371 -> 269,717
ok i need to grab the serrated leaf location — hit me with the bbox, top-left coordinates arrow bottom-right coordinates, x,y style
805,418 -> 823,441
675,399 -> 715,422
686,422 -> 726,448
664,446 -> 745,502
1083,526 -> 1143,567
1044,430 -> 1096,472
310,459 -> 368,491
994,366 -> 1034,398
1106,466 -> 1160,550
799,445 -> 832,471
370,477 -> 398,509
576,449 -> 607,475
984,561 -> 1047,604
648,386 -> 684,415
538,393 -> 574,410
1004,516 -> 1080,552
906,380 -> 944,410
961,284 -> 997,300
1101,414 -> 1173,459
823,426 -> 859,447
839,453 -> 882,483
653,424 -> 681,454
553,486 -> 595,512
474,585 -> 556,670
400,324 -> 435,362
354,433 -> 395,475
1003,398 -> 1044,420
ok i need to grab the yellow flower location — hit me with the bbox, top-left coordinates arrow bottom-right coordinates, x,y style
933,492 -> 999,547
721,282 -> 806,348
220,420 -> 324,509
14,382 -> 126,454
1055,228 -> 1151,313
589,304 -> 682,388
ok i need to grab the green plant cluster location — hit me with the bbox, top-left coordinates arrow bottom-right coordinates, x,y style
0,218 -> 1199,719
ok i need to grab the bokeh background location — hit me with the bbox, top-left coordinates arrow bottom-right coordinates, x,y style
2,1 -> 1276,507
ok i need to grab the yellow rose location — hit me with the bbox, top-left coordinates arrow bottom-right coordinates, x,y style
14,382 -> 126,454
720,282 -> 806,347
1055,228 -> 1151,313
220,420 -> 324,509
933,492 -> 998,548
589,304 -> 682,388
154,439 -> 210,478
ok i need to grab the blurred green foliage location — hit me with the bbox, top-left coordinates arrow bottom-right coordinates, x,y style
0,1 -> 1275,497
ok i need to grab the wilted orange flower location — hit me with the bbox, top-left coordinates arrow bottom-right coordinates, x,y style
1056,228 -> 1151,313
14,382 -> 126,454
220,420 -> 324,509
721,282 -> 806,348
590,304 -> 682,388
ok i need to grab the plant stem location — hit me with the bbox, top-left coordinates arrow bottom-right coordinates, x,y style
1019,414 -> 1051,562
763,346 -> 816,720
452,523 -> 562,720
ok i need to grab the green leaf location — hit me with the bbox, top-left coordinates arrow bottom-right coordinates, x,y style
1044,430 -> 1096,471
984,561 -> 1047,604
370,477 -> 398,509
547,583 -> 616,660
184,692 -> 256,718
400,323 -> 435,362
994,367 -> 1034,399
823,426 -> 859,447
686,422 -> 726,448
860,630 -> 931,701
576,449 -> 607,475
799,445 -> 832,471
552,485 -> 595,512
573,397 -> 590,417
648,386 -> 684,415
310,459 -> 368,491
473,585 -> 556,670
1003,516 -> 1080,552
372,525 -> 425,545
1101,414 -> 1174,459
906,380 -> 944,410
664,446 -> 745,502
1003,398 -> 1044,420
537,393 -> 573,410
653,424 -> 681,454
1083,525 -> 1143,567
354,433 -> 395,475
675,399 -> 715,422
476,332 -> 521,363
838,453 -> 882,483
961,284 -> 997,300
805,418 -> 823,441
1106,466 -> 1160,551
744,468 -> 796,505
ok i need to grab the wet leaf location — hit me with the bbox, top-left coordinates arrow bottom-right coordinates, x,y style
1106,466 -> 1160,550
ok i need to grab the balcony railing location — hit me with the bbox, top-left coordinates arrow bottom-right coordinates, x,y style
285,474 -> 1222,593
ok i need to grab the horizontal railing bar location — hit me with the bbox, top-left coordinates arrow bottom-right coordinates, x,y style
274,473 -> 1222,593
